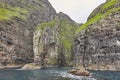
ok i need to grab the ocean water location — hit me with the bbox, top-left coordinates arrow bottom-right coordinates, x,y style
0,67 -> 120,80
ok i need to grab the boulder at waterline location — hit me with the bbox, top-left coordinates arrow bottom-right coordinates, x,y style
21,63 -> 41,70
67,69 -> 90,76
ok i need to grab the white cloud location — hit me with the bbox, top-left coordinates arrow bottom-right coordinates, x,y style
48,0 -> 106,23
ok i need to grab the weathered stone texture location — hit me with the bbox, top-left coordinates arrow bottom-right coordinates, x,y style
74,11 -> 120,70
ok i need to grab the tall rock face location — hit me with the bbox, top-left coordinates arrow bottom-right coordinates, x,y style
0,0 -> 78,67
74,0 -> 120,70
0,0 -> 56,66
34,12 -> 78,67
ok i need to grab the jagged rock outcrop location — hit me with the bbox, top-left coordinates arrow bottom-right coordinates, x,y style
0,0 -> 56,66
34,12 -> 78,67
74,0 -> 120,70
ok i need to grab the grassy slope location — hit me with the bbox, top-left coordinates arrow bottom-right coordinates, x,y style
76,0 -> 120,35
0,2 -> 28,20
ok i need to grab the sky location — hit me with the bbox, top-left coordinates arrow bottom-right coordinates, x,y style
48,0 -> 106,23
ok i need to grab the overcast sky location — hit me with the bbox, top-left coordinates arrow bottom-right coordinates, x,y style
48,0 -> 106,23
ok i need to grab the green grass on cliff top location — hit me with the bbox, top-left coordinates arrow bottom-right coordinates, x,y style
0,2 -> 28,20
102,0 -> 117,11
34,19 -> 57,32
75,0 -> 119,35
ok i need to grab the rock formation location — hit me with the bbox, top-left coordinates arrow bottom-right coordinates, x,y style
1,0 -> 119,71
0,0 -> 78,68
0,0 -> 56,66
74,0 -> 120,70
67,68 -> 90,76
34,12 -> 78,67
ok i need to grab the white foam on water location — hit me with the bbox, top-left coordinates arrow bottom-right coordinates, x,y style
59,72 -> 97,80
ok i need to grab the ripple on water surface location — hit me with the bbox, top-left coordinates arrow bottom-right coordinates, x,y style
0,67 -> 120,80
